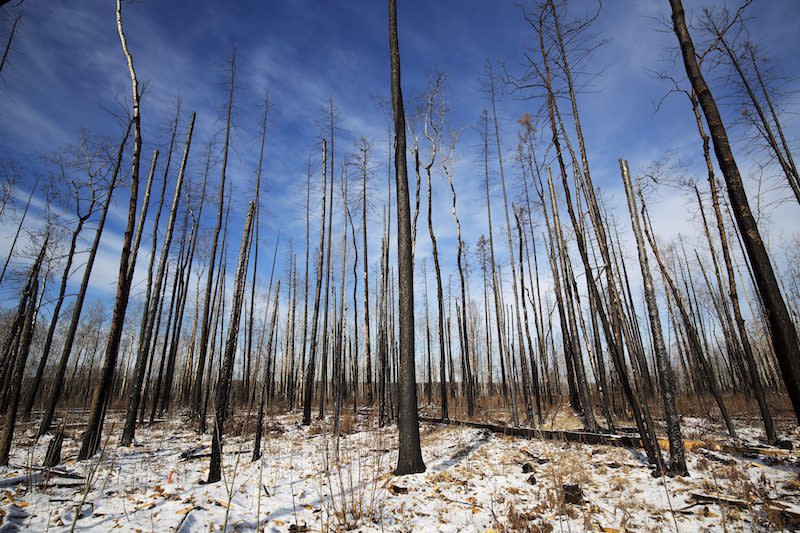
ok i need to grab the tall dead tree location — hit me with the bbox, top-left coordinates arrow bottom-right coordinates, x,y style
126,102 -> 179,420
200,193 -> 232,430
333,169 -> 349,439
80,150 -> 157,457
527,1 -> 661,467
23,175 -> 98,417
296,160 -> 312,412
513,206 -> 543,427
346,164 -> 360,411
302,139 -> 328,425
489,65 -> 532,426
318,100 -> 337,420
121,111 -> 195,445
640,186 -> 737,439
681,79 -> 777,441
36,123 -> 131,438
420,78 -> 448,421
475,235 -> 493,395
480,108 -> 509,405
79,0 -> 151,459
620,159 -> 687,475
0,180 -> 36,287
0,233 -> 47,465
253,280 -> 280,461
444,134 -> 475,417
147,216 -> 186,422
669,0 -> 800,422
192,49 -> 236,424
244,93 -> 269,405
208,201 -> 255,483
389,0 -> 425,475
359,139 -> 374,406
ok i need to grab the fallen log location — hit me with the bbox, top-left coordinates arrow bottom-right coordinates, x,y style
0,466 -> 85,489
689,492 -> 749,508
0,472 -> 41,488
419,417 -> 797,465
7,464 -> 83,479
180,448 -> 252,462
418,416 -> 643,449
680,493 -> 800,526
698,449 -> 737,466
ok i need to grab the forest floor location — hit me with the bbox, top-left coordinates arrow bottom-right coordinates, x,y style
0,408 -> 799,532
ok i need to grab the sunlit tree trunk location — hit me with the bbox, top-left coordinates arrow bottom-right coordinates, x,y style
620,159 -> 687,475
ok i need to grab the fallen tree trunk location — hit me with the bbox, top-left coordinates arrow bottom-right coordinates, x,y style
421,416 -> 796,470
419,416 -> 642,448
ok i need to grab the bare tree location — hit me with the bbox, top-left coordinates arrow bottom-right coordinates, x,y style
253,280 -> 280,460
0,13 -> 21,79
79,0 -> 153,458
37,123 -> 131,438
0,180 -> 36,287
192,48 -> 236,425
208,201 -> 255,483
22,169 -> 98,417
389,0 -> 425,475
358,139 -> 374,406
302,139 -> 327,426
669,0 -> 800,422
0,232 -> 48,465
121,110 -> 195,445
620,159 -> 687,475
244,92 -> 269,405
443,132 -> 475,417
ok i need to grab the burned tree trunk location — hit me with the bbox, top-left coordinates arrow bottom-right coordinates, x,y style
389,0 -> 425,475
639,186 -> 737,439
208,201 -> 255,484
620,159 -> 687,476
244,94 -> 268,406
302,139 -> 328,426
253,281 -> 280,461
669,0 -> 800,422
0,235 -> 47,465
0,14 -> 21,79
318,100 -> 337,421
420,81 -> 448,421
23,180 -> 97,417
480,108 -> 510,410
79,0 -> 151,459
360,141 -> 374,406
192,49 -> 236,423
36,123 -> 130,438
121,111 -> 194,446
0,181 -> 35,287
444,138 -> 475,417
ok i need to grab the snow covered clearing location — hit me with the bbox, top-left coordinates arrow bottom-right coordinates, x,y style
0,413 -> 798,531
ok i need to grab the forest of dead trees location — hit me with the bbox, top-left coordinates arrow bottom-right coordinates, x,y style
0,0 -> 798,486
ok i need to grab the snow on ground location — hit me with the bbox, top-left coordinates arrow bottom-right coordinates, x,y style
0,412 -> 798,531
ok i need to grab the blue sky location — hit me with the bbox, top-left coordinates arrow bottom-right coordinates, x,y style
0,0 -> 798,321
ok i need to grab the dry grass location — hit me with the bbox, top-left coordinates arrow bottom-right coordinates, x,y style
338,412 -> 356,435
503,503 -> 554,532
316,423 -> 388,530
